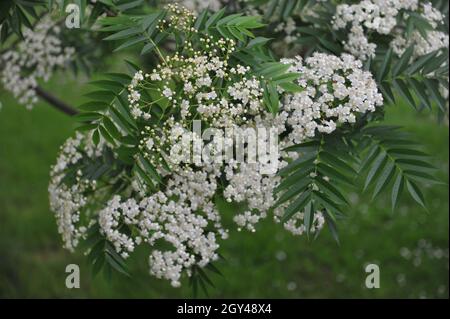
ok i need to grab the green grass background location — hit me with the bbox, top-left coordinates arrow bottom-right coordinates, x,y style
0,71 -> 448,298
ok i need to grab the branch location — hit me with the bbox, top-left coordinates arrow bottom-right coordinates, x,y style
88,0 -> 117,17
35,86 -> 79,116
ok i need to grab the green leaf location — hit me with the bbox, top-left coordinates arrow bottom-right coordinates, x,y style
282,0 -> 298,20
423,78 -> 447,112
75,112 -> 103,123
90,80 -> 124,92
259,62 -> 291,78
76,123 -> 98,132
104,27 -> 141,41
320,151 -> 356,176
137,154 -> 161,183
404,170 -> 439,184
247,36 -> 271,48
104,73 -> 132,84
388,148 -> 429,158
372,161 -> 395,199
206,263 -> 223,277
379,81 -> 396,104
396,158 -> 435,170
394,79 -> 416,109
102,116 -> 121,140
105,254 -> 130,277
205,7 -> 226,29
194,9 -> 208,30
92,254 -> 105,277
282,140 -> 319,153
116,0 -> 144,11
141,12 -> 160,31
282,190 -> 311,223
314,191 -> 345,217
92,129 -> 100,145
78,101 -> 109,112
408,78 -> 431,110
275,175 -> 311,206
272,72 -> 300,84
391,173 -> 404,210
134,164 -> 155,189
304,201 -> 313,236
422,51 -> 448,74
278,154 -> 316,177
377,47 -> 393,82
99,125 -> 116,145
405,50 -> 437,75
267,82 -> 279,114
315,178 -> 349,205
364,152 -> 386,191
406,180 -> 426,209
265,0 -> 278,20
113,35 -> 146,52
197,267 -> 215,288
317,163 -> 354,188
323,211 -> 340,245
279,82 -> 303,92
393,46 -> 414,76
84,90 -> 114,102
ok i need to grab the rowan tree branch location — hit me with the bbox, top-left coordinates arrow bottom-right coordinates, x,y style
35,86 -> 79,116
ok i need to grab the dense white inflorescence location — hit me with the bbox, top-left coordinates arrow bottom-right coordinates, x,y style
224,160 -> 280,232
333,0 -> 449,60
48,132 -> 103,251
50,51 -> 383,286
49,6 -> 385,287
282,211 -> 325,236
98,165 -> 227,287
1,15 -> 74,109
172,0 -> 301,54
280,53 -> 383,145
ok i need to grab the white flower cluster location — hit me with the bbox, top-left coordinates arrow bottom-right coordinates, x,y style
392,30 -> 449,58
98,165 -> 227,287
48,132 -> 103,251
126,31 -> 281,236
280,53 -> 383,145
49,4 -> 388,287
391,3 -> 449,57
51,50 -> 384,286
158,3 -> 196,33
333,0 -> 449,60
282,211 -> 325,236
127,38 -> 266,130
224,160 -> 281,232
273,17 -> 298,45
51,29 -> 279,285
1,15 -> 74,109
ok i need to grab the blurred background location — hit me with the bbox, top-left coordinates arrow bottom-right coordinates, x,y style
0,63 -> 448,298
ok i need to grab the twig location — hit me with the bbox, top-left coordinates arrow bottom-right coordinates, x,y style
35,85 -> 79,116
87,0 -> 116,17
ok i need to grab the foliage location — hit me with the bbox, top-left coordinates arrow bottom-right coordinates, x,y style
0,0 -> 46,42
0,0 -> 448,294
251,0 -> 449,114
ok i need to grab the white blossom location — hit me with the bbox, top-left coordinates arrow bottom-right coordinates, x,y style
333,0 -> 448,60
1,15 -> 74,109
281,53 -> 383,145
